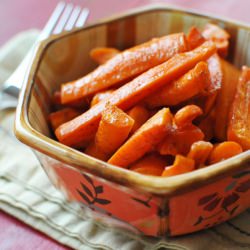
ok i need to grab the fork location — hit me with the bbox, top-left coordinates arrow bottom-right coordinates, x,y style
0,2 -> 89,111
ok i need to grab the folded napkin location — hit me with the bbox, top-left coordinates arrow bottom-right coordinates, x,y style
0,30 -> 249,250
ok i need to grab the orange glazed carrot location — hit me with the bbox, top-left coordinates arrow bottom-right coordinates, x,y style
127,105 -> 150,133
145,61 -> 211,108
187,141 -> 213,168
187,26 -> 205,50
60,33 -> 188,104
227,66 -> 250,149
130,154 -> 166,176
90,90 -> 114,107
208,141 -> 243,164
162,155 -> 195,177
85,104 -> 134,161
108,108 -> 173,168
214,59 -> 240,141
90,47 -> 120,64
55,41 -> 216,147
49,108 -> 81,131
202,23 -> 230,58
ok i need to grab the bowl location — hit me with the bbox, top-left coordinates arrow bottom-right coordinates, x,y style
15,4 -> 250,237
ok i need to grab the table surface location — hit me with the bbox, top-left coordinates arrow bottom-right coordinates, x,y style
1,0 -> 250,249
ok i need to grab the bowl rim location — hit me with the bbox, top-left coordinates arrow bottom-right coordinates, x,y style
15,3 -> 250,196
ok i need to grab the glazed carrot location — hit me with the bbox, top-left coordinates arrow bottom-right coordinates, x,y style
145,61 -> 211,108
60,33 -> 188,104
90,90 -> 114,107
85,104 -> 134,161
90,47 -> 120,64
187,26 -> 205,50
162,155 -> 195,177
227,66 -> 250,149
108,108 -> 173,168
130,154 -> 166,176
208,141 -> 243,164
202,23 -> 230,58
174,105 -> 203,128
214,59 -> 240,141
55,41 -> 216,147
49,108 -> 81,130
187,141 -> 213,168
127,105 -> 150,133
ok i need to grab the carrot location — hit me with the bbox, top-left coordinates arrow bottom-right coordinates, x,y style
108,108 -> 173,168
130,154 -> 166,176
208,141 -> 243,164
60,33 -> 188,104
145,61 -> 211,108
187,26 -> 205,50
214,59 -> 240,141
202,23 -> 230,58
49,108 -> 81,130
227,66 -> 250,149
127,105 -> 150,133
90,47 -> 120,64
85,104 -> 134,161
198,109 -> 215,141
162,155 -> 195,177
55,41 -> 216,147
90,90 -> 114,107
187,141 -> 213,168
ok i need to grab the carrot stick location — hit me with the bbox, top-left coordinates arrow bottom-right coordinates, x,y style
187,141 -> 213,168
145,61 -> 211,108
187,26 -> 205,50
162,155 -> 195,177
108,108 -> 173,168
55,41 -> 216,147
208,141 -> 243,164
90,90 -> 114,107
85,104 -> 134,161
90,47 -> 120,64
130,154 -> 166,176
227,66 -> 250,149
49,108 -> 81,131
60,33 -> 188,104
127,105 -> 150,133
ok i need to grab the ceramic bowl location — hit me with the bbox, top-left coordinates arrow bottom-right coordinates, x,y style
15,4 -> 250,236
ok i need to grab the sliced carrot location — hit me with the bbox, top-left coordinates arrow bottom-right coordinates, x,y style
108,108 -> 173,168
127,105 -> 150,133
202,23 -> 230,58
208,141 -> 243,164
49,108 -> 81,130
187,26 -> 205,50
227,66 -> 250,149
187,141 -> 213,168
55,41 -> 216,147
214,59 -> 240,141
90,90 -> 114,107
145,61 -> 211,108
85,104 -> 134,161
162,155 -> 195,177
90,47 -> 120,64
130,154 -> 166,176
60,33 -> 188,104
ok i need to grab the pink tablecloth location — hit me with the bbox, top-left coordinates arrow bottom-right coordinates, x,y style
0,0 -> 250,249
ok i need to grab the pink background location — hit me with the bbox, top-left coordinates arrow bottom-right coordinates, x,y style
0,0 -> 249,249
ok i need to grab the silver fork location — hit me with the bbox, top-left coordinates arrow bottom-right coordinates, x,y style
0,2 -> 89,111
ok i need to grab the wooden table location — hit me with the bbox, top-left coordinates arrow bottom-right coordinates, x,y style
0,0 -> 249,249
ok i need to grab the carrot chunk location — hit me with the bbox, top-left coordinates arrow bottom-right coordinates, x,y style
90,47 -> 120,64
227,66 -> 250,149
60,33 -> 188,104
208,141 -> 243,164
108,108 -> 173,168
85,104 -> 134,161
162,155 -> 195,177
187,26 -> 205,50
90,90 -> 114,107
55,41 -> 216,147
